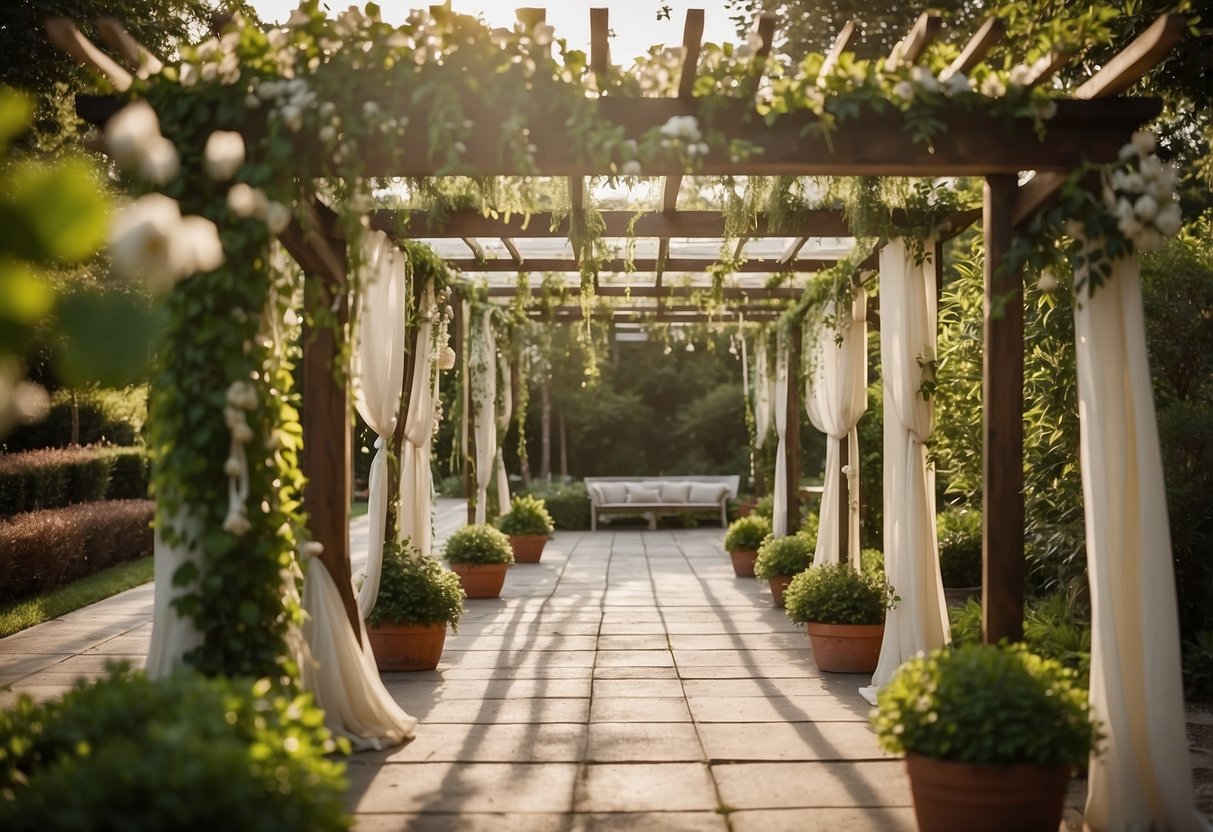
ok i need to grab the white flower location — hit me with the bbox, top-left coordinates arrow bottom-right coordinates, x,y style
223,457 -> 242,477
1139,154 -> 1164,181
318,124 -> 337,143
1133,194 -> 1159,222
941,72 -> 970,97
1123,172 -> 1145,193
892,80 -> 915,102
1115,197 -> 1135,221
108,193 -> 184,293
227,183 -> 267,218
278,104 -> 303,132
979,75 -> 1005,97
137,136 -> 179,185
203,130 -> 245,180
264,201 -> 291,234
621,159 -> 642,176
1155,201 -> 1182,236
438,345 -> 457,371
179,63 -> 199,87
1131,131 -> 1156,156
1037,271 -> 1058,293
1156,163 -> 1179,192
1008,65 -> 1032,87
910,66 -> 939,93
175,215 -> 225,275
1111,169 -> 1129,192
1117,211 -> 1143,239
363,101 -> 379,117
105,101 -> 161,170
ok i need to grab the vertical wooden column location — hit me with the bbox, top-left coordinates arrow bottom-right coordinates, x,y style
982,175 -> 1025,643
301,241 -> 358,638
785,324 -> 801,534
838,438 -> 849,564
454,296 -> 475,524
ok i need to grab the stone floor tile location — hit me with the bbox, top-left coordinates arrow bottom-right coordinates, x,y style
592,665 -> 680,680
712,761 -> 913,809
698,721 -> 887,761
443,635 -> 599,652
374,722 -> 587,763
687,694 -> 871,723
347,762 -> 578,814
420,697 -> 589,724
440,650 -> 597,669
386,678 -> 591,701
728,807 -> 918,831
668,632 -> 807,651
675,664 -> 819,680
573,763 -> 718,812
681,677 -> 856,699
0,653 -> 71,685
586,722 -> 704,762
672,648 -> 808,668
591,678 -> 685,699
354,813 -> 572,832
597,621 -> 667,635
591,696 -> 691,723
596,634 -> 669,650
569,811 -> 728,831
411,666 -> 594,681
594,650 -> 675,668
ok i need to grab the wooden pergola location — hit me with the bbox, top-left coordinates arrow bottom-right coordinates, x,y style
53,6 -> 1185,647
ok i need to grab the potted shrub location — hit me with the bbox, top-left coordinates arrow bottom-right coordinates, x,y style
444,523 -> 514,598
871,643 -> 1099,832
783,563 -> 895,673
723,514 -> 771,577
938,506 -> 982,605
754,533 -> 813,607
366,542 -> 466,671
495,494 -> 555,563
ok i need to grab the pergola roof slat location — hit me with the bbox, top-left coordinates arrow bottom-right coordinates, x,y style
677,8 -> 705,99
590,7 -> 610,81
818,21 -> 857,82
44,18 -> 133,92
96,17 -> 163,76
501,237 -> 524,267
445,255 -> 866,273
942,17 -> 1004,80
888,12 -> 943,69
489,285 -> 806,300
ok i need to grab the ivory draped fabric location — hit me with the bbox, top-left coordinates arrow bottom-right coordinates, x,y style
351,233 -> 408,619
771,336 -> 791,538
804,291 -> 868,568
866,239 -> 950,696
144,515 -> 204,676
1072,248 -> 1205,831
753,338 -> 776,450
494,352 -> 513,517
398,282 -> 439,557
301,559 -> 417,751
471,309 -> 498,524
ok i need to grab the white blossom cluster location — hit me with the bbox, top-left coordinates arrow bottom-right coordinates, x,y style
105,104 -> 226,294
659,115 -> 709,159
222,380 -> 258,536
178,30 -> 242,87
1104,131 -> 1182,250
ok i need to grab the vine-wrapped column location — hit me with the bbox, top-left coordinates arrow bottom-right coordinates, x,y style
470,308 -> 498,524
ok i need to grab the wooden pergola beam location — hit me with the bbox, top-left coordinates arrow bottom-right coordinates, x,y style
779,236 -> 808,264
501,237 -> 524,267
677,8 -> 705,99
589,7 -> 610,82
96,17 -> 163,76
461,237 -> 484,260
754,13 -> 777,60
1017,49 -> 1071,89
888,12 -> 942,69
942,17 -> 1004,80
444,256 -> 864,273
818,21 -> 857,82
487,285 -> 806,300
45,18 -> 132,91
529,309 -> 783,322
655,237 -> 670,287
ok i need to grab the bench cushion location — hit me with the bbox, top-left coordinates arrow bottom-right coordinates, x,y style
625,485 -> 661,503
597,482 -> 627,504
689,482 -> 730,503
659,482 -> 692,503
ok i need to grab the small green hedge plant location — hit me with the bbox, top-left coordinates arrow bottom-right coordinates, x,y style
444,523 -> 514,565
872,643 -> 1099,768
937,506 -> 982,587
367,542 -> 465,631
521,482 -> 590,530
783,563 -> 896,626
754,533 -> 813,579
0,665 -> 350,831
724,514 -> 771,553
495,494 -> 555,537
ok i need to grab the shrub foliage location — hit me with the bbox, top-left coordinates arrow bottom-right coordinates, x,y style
495,494 -> 555,536
444,524 -> 514,565
754,533 -> 813,579
783,563 -> 895,626
367,544 -> 465,631
723,514 -> 771,553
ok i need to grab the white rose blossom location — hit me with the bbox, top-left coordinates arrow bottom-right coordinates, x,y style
104,101 -> 161,169
264,201 -> 292,234
203,130 -> 245,180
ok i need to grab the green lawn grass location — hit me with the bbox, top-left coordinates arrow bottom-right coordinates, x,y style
0,556 -> 154,639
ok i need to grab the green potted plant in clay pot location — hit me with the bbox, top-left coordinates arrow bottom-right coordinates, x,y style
495,494 -> 555,563
783,563 -> 895,673
938,506 -> 982,606
444,523 -> 514,598
723,514 -> 772,577
754,533 -> 814,607
366,542 -> 466,671
871,643 -> 1099,832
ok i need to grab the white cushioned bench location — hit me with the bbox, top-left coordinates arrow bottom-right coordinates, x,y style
584,475 -> 740,531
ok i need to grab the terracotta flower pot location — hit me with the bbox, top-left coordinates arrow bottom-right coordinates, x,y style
768,575 -> 792,607
728,549 -> 758,577
509,534 -> 548,563
805,621 -> 884,673
450,562 -> 509,598
905,754 -> 1071,832
367,621 -> 447,671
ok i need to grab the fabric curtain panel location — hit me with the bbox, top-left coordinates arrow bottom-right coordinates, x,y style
771,335 -> 790,537
301,559 -> 417,751
351,232 -> 408,619
804,289 -> 868,568
866,239 -> 950,697
144,517 -> 204,676
494,351 -> 513,517
1072,246 -> 1204,830
471,309 -> 498,524
753,334 -> 776,450
398,281 -> 439,556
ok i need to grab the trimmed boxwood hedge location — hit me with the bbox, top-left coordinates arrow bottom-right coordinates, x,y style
0,447 -> 150,517
0,500 -> 154,603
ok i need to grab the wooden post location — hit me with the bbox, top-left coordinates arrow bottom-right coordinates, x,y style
838,436 -> 849,564
301,242 -> 359,639
785,323 -> 801,533
982,175 -> 1025,643
455,298 -> 475,525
